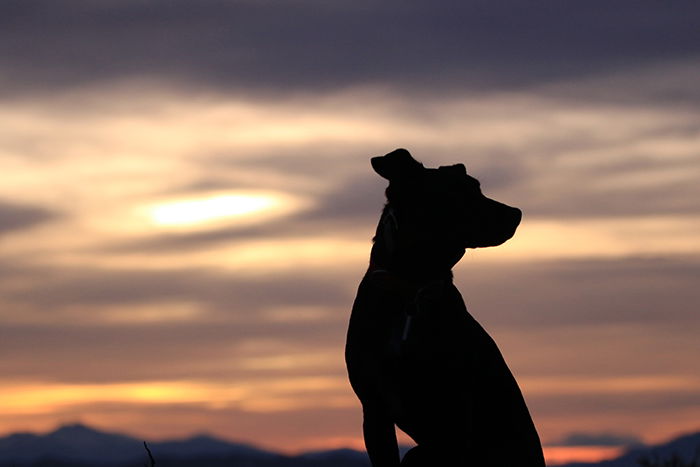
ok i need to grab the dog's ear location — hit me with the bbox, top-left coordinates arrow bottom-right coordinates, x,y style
371,148 -> 423,180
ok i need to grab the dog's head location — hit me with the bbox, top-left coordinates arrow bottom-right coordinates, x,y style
372,148 -> 521,251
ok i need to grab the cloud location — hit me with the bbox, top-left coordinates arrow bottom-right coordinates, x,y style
0,309 -> 352,385
0,199 -> 56,234
109,176 -> 384,253
1,265 -> 353,314
456,256 -> 700,329
3,256 -> 698,385
1,1 -> 700,96
298,173 -> 386,222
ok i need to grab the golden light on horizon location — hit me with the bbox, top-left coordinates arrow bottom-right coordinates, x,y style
0,377 -> 353,417
543,446 -> 625,466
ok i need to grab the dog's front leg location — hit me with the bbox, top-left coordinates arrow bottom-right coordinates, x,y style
362,402 -> 400,467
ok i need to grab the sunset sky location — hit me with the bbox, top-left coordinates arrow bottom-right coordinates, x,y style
1,1 -> 700,465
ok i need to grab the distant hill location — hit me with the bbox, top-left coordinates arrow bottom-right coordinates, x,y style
562,431 -> 700,467
0,423 -> 367,467
0,423 -> 698,467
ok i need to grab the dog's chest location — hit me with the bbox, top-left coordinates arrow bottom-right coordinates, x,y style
348,281 -> 471,365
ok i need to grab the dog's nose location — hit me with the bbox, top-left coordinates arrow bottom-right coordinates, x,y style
501,206 -> 522,242
512,207 -> 522,228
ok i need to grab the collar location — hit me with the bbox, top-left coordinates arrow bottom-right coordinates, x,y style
365,266 -> 452,299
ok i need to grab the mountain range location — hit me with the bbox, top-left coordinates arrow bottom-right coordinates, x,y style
0,423 -> 698,467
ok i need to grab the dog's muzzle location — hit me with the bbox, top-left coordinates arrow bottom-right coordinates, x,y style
465,196 -> 522,249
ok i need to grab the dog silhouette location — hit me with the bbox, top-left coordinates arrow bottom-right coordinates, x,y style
345,149 -> 545,466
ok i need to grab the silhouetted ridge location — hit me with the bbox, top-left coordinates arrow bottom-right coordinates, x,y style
564,431 -> 700,467
0,424 -> 358,466
152,433 -> 276,459
1,423 -> 697,467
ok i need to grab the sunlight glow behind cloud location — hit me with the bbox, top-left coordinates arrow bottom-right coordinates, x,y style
148,193 -> 283,227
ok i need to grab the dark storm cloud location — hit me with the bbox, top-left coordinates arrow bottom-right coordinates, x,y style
0,199 -> 56,234
2,0 -> 700,96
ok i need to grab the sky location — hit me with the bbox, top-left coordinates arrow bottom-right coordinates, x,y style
1,1 -> 700,464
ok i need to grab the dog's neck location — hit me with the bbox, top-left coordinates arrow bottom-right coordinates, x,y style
368,205 -> 464,284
